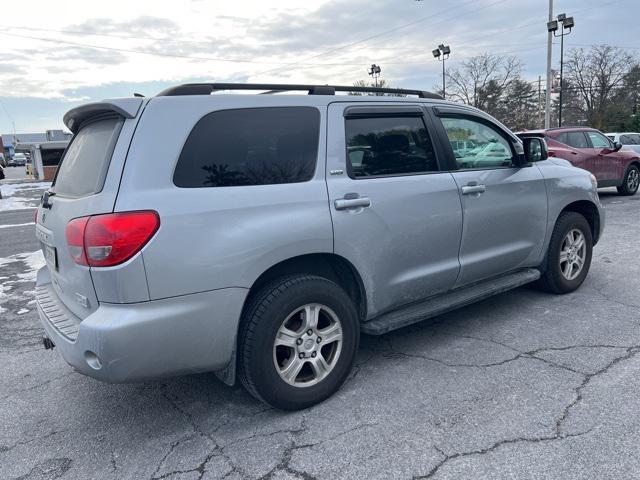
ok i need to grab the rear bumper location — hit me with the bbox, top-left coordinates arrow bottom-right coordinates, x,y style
35,266 -> 248,383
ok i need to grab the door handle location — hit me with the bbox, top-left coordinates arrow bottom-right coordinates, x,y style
461,184 -> 486,195
334,195 -> 371,210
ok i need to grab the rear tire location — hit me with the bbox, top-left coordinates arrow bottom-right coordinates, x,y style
238,275 -> 359,410
537,212 -> 593,294
617,165 -> 639,195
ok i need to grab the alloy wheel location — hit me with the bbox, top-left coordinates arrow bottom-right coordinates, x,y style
273,303 -> 343,388
559,228 -> 586,281
627,168 -> 639,192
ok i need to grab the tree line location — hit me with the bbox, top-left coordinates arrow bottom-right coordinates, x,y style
443,44 -> 638,132
355,44 -> 638,133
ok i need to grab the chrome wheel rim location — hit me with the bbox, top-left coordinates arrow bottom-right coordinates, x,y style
559,229 -> 586,281
627,168 -> 639,192
273,303 -> 343,388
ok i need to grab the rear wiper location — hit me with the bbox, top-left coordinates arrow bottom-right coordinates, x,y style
42,190 -> 55,209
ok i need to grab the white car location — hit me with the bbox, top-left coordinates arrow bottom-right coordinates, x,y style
606,132 -> 640,155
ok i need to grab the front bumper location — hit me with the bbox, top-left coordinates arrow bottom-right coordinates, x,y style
35,266 -> 248,382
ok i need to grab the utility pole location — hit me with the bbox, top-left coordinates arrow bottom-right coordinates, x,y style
545,0 -> 553,129
538,76 -> 543,128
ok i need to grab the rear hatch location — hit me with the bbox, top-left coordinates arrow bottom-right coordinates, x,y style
35,98 -> 143,319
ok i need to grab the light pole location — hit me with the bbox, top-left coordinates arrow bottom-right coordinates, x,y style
547,13 -> 574,127
368,64 -> 381,87
432,44 -> 451,99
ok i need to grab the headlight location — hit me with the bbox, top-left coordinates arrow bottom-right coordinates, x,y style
589,173 -> 598,190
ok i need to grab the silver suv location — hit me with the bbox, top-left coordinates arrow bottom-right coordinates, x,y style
35,83 -> 605,410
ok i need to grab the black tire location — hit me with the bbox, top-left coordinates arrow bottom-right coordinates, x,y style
238,275 -> 359,410
537,212 -> 593,294
617,164 -> 640,196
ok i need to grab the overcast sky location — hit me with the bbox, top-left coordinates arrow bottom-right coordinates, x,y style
0,0 -> 638,133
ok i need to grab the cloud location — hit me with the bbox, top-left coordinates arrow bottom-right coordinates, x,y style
68,15 -> 180,37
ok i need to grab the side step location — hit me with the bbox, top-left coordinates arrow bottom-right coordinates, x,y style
361,268 -> 540,335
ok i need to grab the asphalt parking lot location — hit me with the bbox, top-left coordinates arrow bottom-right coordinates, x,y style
1,184 -> 639,480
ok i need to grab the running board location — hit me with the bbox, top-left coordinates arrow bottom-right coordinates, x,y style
361,268 -> 541,335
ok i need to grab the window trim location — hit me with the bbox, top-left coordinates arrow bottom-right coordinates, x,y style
172,106 -> 321,188
343,110 -> 444,180
430,109 -> 519,172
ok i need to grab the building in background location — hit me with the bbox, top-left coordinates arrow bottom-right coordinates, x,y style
2,130 -> 71,180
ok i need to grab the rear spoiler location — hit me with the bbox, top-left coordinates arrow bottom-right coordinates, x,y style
63,98 -> 144,133
515,132 -> 546,139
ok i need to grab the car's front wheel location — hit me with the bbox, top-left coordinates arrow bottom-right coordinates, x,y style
617,164 -> 640,196
537,212 -> 593,294
238,275 -> 359,410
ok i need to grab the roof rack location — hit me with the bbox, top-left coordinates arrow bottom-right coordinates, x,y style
157,83 -> 443,99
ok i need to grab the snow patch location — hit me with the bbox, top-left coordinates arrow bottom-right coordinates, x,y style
0,182 -> 51,212
0,222 -> 35,229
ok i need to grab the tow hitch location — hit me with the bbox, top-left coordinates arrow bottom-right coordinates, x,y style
42,336 -> 55,350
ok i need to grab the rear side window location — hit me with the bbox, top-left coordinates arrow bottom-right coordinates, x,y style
174,107 -> 320,187
556,131 -> 589,148
345,116 -> 437,178
53,117 -> 123,197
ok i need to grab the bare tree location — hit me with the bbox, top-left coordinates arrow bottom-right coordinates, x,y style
564,45 -> 636,129
445,54 -> 523,113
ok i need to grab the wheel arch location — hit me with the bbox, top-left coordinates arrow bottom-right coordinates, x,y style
559,200 -> 601,245
241,253 -> 367,323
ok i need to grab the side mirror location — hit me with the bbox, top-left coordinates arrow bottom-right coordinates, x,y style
522,137 -> 548,164
613,141 -> 623,152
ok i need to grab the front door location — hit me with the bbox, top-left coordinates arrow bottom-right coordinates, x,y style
326,103 -> 463,318
431,109 -> 548,287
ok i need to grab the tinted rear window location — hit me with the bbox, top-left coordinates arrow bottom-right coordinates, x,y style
53,117 -> 123,197
173,107 -> 320,188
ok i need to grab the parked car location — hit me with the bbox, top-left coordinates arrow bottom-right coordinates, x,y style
35,83 -> 604,410
606,132 -> 640,155
521,127 -> 640,195
8,152 -> 27,167
0,152 -> 5,167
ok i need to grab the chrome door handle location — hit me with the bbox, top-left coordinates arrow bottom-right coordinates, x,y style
461,184 -> 486,195
334,196 -> 371,210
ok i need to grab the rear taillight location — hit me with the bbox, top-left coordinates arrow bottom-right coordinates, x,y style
65,211 -> 160,267
66,217 -> 90,266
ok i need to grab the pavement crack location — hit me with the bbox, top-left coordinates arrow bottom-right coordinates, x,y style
554,346 -> 640,436
416,429 -> 591,479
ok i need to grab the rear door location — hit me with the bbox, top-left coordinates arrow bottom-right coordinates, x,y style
326,102 -> 462,318
430,107 -> 547,287
553,131 -> 595,173
35,101 -> 142,319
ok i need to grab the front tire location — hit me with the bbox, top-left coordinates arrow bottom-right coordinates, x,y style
238,275 -> 359,410
537,212 -> 593,294
617,165 -> 639,196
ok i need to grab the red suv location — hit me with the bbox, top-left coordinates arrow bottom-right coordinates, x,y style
524,127 -> 640,196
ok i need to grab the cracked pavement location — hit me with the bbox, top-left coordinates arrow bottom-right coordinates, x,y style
1,187 -> 639,479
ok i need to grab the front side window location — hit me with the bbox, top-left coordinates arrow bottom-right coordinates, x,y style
174,107 -> 320,187
586,131 -> 612,149
440,116 -> 513,169
345,116 -> 438,177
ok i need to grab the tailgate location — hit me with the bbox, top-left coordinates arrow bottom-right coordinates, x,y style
35,100 -> 143,319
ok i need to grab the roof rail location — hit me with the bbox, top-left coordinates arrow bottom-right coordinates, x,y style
157,83 -> 443,99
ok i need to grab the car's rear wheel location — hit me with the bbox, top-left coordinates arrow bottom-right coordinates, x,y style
617,165 -> 639,196
537,212 -> 593,294
238,275 -> 359,410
